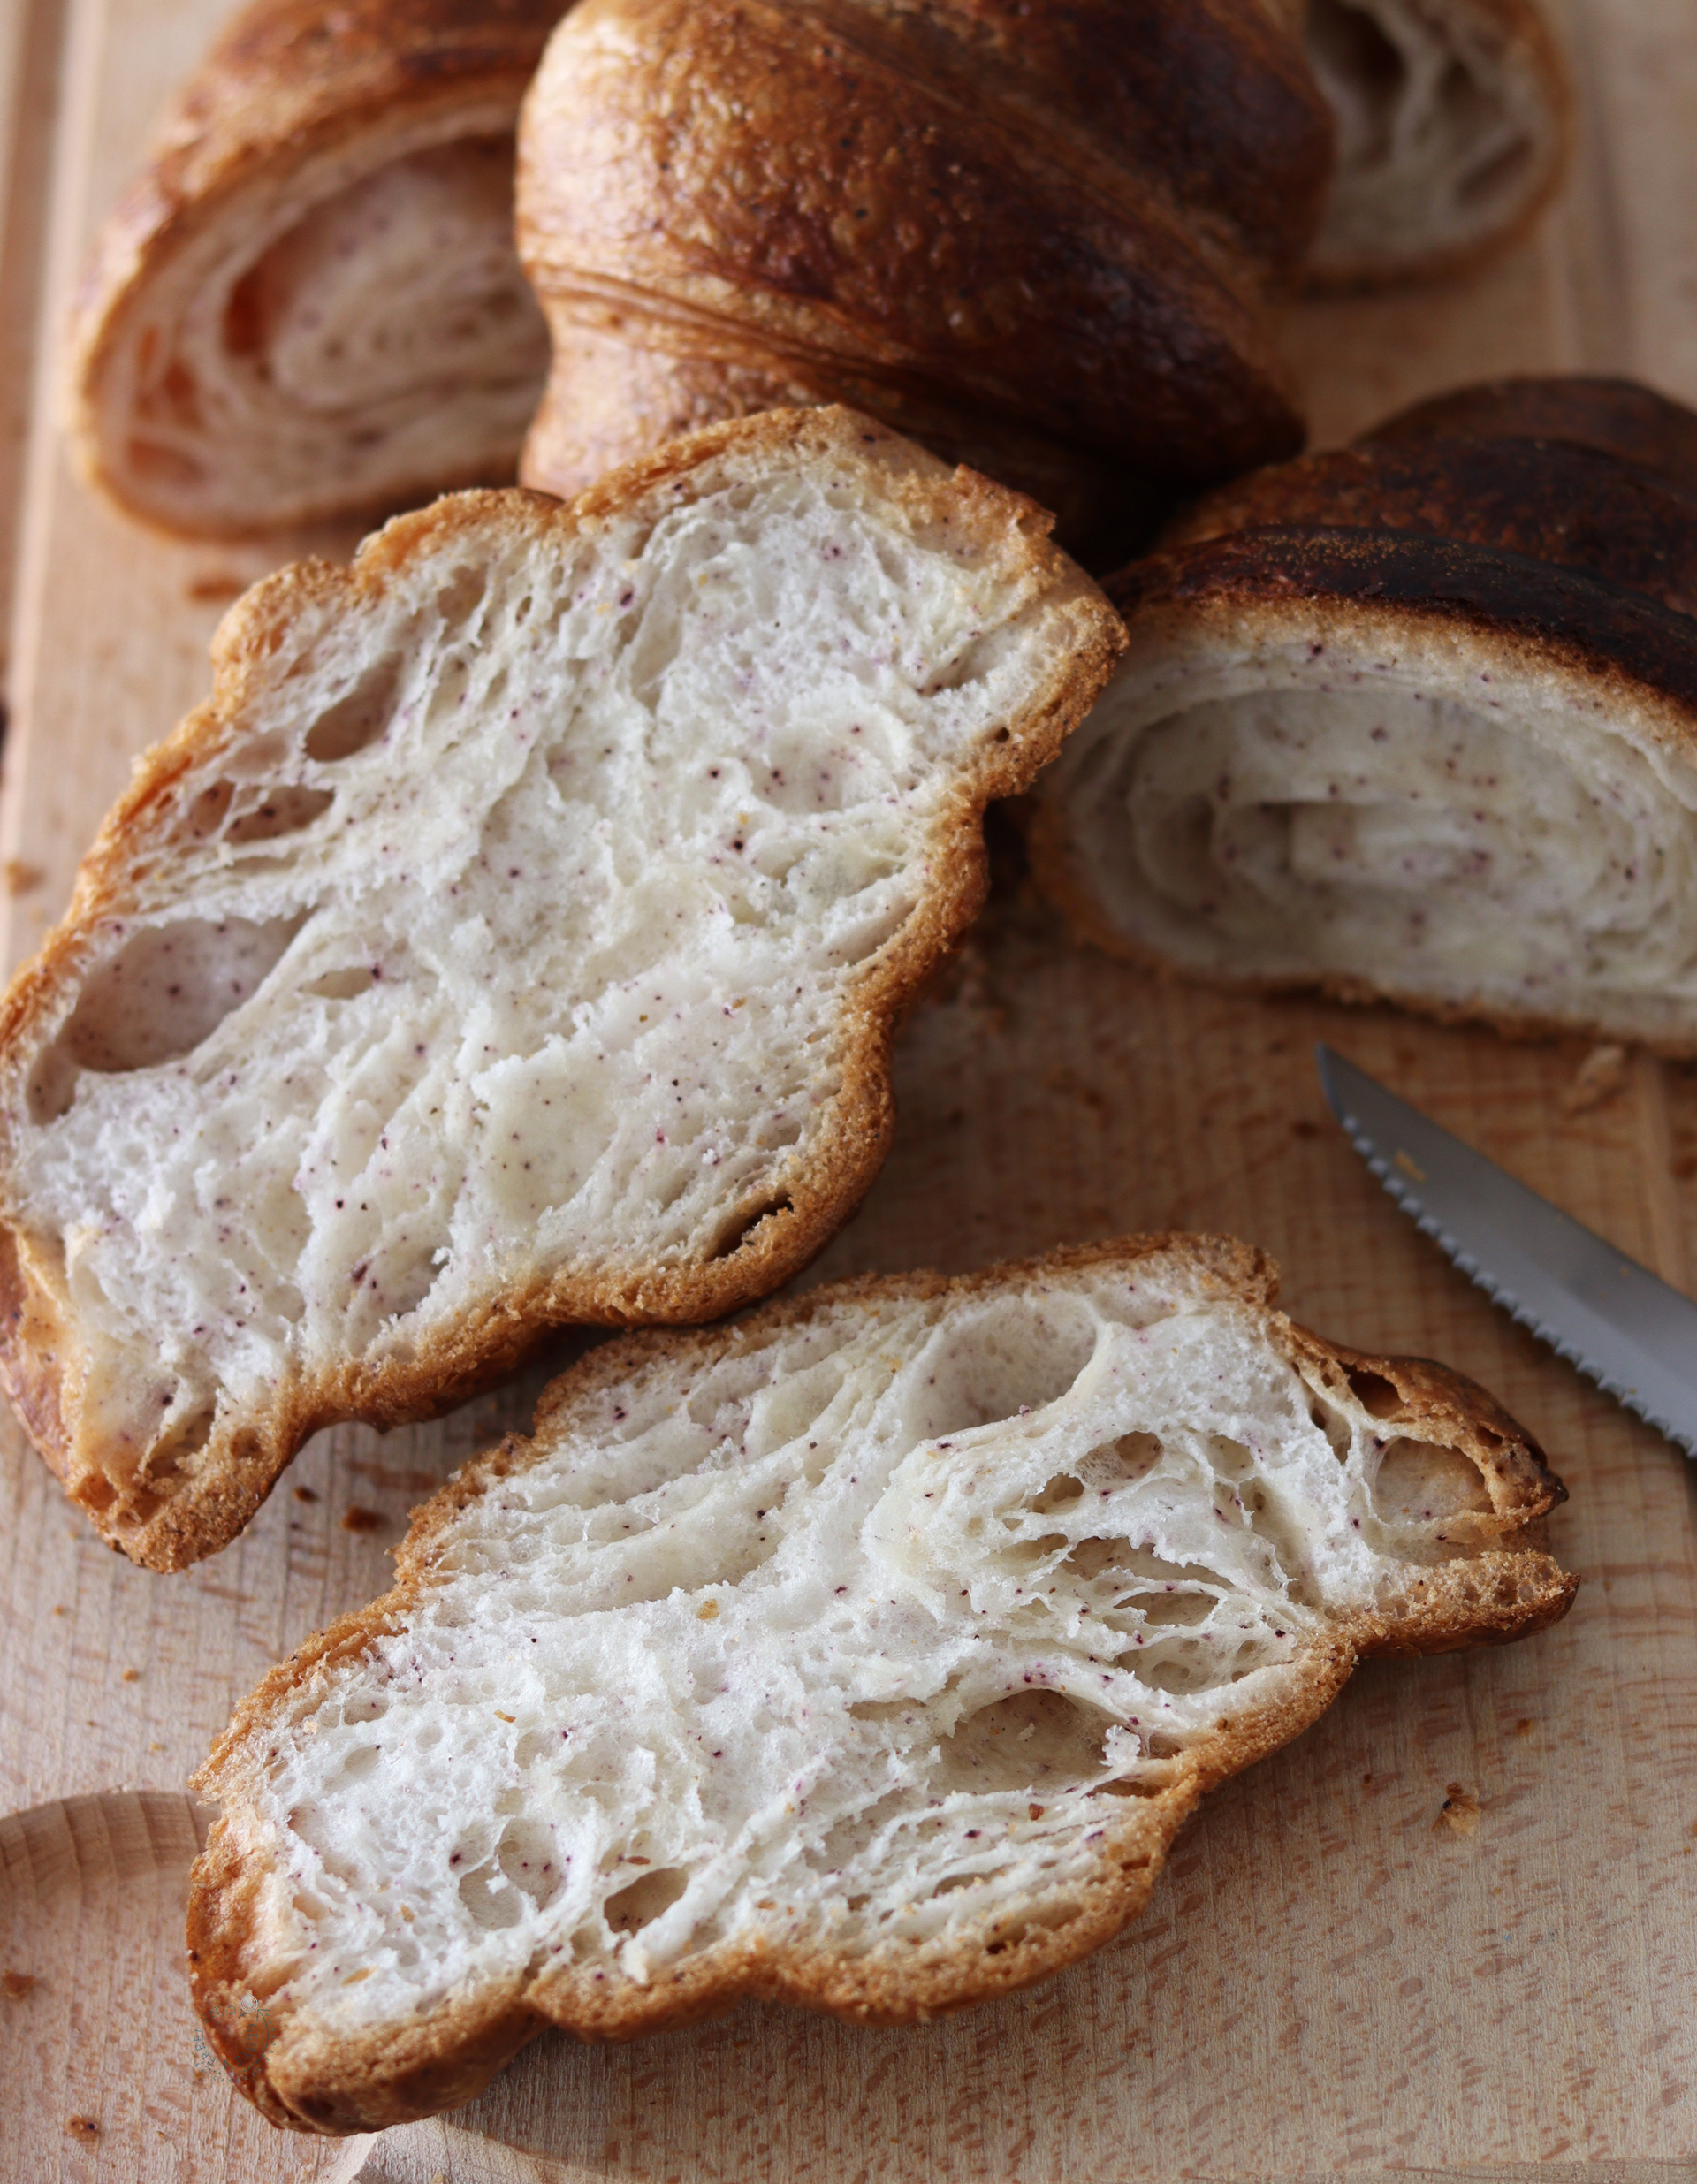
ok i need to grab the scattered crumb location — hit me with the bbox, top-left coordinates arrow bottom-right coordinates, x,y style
1562,1042 -> 1629,1115
3,1970 -> 38,1998
121,1668 -> 140,1683
696,1599 -> 719,1621
1513,1717 -> 1534,1738
1290,1117 -> 1320,1139
1434,1783 -> 1481,1838
4,859 -> 42,897
65,2116 -> 100,2142
186,572 -> 245,603
1028,1803 -> 1045,1821
1361,1771 -> 1374,1787
340,1504 -> 383,1533
51,1604 -> 65,1617
292,1484 -> 320,1503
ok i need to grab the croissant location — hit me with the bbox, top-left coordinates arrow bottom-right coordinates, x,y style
1301,0 -> 1570,286
69,0 -> 560,537
1028,377 -> 1697,1052
514,0 -> 1334,555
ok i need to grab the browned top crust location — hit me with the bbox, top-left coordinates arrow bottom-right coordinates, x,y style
1146,375 -> 1697,681
186,1233 -> 1575,2133
1111,527 -> 1697,721
515,0 -> 1331,512
1365,375 -> 1697,498
1159,439 -> 1697,620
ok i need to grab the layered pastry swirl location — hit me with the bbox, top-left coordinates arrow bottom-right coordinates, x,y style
1031,377 -> 1697,1049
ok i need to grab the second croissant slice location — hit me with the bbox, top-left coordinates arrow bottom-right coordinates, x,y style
1030,377 -> 1697,1052
189,1235 -> 1575,2131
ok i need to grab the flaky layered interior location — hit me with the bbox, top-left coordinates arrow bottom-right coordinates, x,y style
84,121 -> 549,534
0,436 -> 1102,1534
1042,635 -> 1697,1041
198,1246 -> 1557,2094
1305,0 -> 1564,281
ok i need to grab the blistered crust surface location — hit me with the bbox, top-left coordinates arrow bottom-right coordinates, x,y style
514,0 -> 1328,525
187,1236 -> 1574,2132
0,410 -> 1122,1567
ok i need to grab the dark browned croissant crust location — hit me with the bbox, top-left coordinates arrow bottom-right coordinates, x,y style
1160,375 -> 1697,620
515,0 -> 1335,559
1363,374 -> 1697,498
1027,377 -> 1697,1052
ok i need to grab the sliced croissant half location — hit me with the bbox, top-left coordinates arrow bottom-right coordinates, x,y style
0,410 -> 1122,1570
69,0 -> 561,538
1302,0 -> 1571,286
1029,377 -> 1697,1052
190,1237 -> 1573,2131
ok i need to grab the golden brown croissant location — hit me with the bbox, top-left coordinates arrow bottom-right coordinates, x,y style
70,0 -> 561,537
514,0 -> 1336,555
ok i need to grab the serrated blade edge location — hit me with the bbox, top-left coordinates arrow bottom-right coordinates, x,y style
1317,1044 -> 1697,1459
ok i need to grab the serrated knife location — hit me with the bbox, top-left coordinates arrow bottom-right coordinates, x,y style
1315,1043 -> 1697,1457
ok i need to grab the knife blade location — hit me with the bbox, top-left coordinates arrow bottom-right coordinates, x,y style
1315,1043 -> 1697,1457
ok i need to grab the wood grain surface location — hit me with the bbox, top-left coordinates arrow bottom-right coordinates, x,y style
3,0 -> 1697,2176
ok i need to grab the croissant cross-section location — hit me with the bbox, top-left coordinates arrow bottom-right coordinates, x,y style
1031,377 -> 1697,1052
187,1237 -> 1575,2133
0,409 -> 1122,1570
70,0 -> 562,536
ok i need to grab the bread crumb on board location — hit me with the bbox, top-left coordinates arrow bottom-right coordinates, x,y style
3,1969 -> 39,1998
1434,1783 -> 1482,1837
1561,1043 -> 1629,1115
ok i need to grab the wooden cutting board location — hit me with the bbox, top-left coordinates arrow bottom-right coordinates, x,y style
4,0 -> 1697,2175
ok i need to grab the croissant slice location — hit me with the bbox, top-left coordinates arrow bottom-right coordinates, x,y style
0,410 -> 1122,1570
189,1237 -> 1572,2131
514,0 -> 1333,554
1302,0 -> 1571,285
70,0 -> 561,537
1029,378 -> 1697,1050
